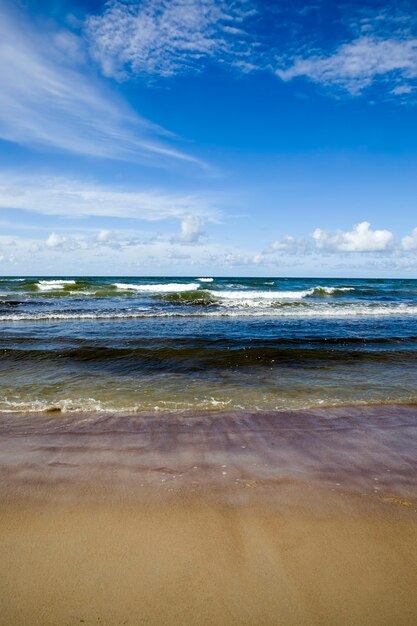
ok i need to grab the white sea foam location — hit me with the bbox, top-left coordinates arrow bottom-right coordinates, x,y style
313,286 -> 354,295
209,286 -> 354,305
211,289 -> 311,301
0,395 -> 415,414
197,277 -> 214,282
0,397 -> 108,413
0,396 -> 236,414
37,279 -> 76,291
114,282 -> 200,292
2,304 -> 417,321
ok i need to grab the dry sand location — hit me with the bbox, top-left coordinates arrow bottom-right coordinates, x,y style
0,406 -> 416,625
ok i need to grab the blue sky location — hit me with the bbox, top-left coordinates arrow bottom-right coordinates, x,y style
1,0 -> 417,276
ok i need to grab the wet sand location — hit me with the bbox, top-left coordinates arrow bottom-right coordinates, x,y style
1,406 -> 417,625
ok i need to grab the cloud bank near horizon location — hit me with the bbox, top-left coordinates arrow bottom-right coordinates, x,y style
3,219 -> 417,277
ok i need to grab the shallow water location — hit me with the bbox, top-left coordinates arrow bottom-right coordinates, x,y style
2,276 -> 417,412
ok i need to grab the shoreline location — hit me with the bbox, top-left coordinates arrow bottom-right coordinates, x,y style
1,404 -> 416,501
1,405 -> 417,624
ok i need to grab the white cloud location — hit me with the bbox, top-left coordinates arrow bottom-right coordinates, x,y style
402,227 -> 417,250
85,2 -> 417,102
85,0 -> 255,79
312,221 -> 394,252
46,232 -> 67,248
1,229 -> 260,275
0,2 -> 199,165
178,214 -> 205,243
97,229 -> 112,243
43,230 -> 130,253
0,174 -> 219,223
276,36 -> 417,95
391,84 -> 415,95
265,235 -> 310,255
4,221 -> 417,276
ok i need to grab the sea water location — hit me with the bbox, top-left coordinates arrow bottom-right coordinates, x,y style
1,276 -> 417,412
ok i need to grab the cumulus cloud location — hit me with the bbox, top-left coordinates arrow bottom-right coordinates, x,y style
44,230 -> 135,253
402,227 -> 417,250
265,235 -> 310,255
97,229 -> 112,243
0,2 -> 199,165
46,233 -> 67,248
5,220 -> 417,275
178,214 -> 205,243
0,229 -> 257,275
312,221 -> 393,252
85,0 -> 255,80
276,36 -> 417,95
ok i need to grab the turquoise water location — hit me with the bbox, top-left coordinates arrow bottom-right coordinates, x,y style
1,276 -> 417,412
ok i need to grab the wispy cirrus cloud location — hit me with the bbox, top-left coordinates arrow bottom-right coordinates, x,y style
85,0 -> 257,80
0,1 -> 200,165
0,173 -> 219,223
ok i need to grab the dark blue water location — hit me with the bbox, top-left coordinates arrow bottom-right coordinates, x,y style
1,276 -> 417,412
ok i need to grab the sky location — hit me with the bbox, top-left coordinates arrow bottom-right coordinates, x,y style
1,0 -> 417,276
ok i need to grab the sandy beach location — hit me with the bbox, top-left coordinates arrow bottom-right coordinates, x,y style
0,406 -> 416,625
3,0 -> 417,619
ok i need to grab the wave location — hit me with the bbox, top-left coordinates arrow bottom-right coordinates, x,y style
1,396 -> 417,414
113,282 -> 200,292
311,286 -> 354,296
0,299 -> 24,308
3,303 -> 417,321
0,398 -> 233,413
207,287 -> 350,305
3,345 -> 417,371
4,335 -> 416,350
197,277 -> 214,282
156,289 -> 216,306
37,279 -> 77,291
209,286 -> 354,304
211,289 -> 311,301
0,397 -> 114,413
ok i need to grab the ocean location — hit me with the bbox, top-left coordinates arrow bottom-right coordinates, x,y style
1,275 -> 417,413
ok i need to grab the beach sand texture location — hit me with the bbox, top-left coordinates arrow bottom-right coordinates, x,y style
1,406 -> 416,625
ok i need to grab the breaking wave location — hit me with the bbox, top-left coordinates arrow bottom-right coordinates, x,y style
311,286 -> 354,296
208,285 -> 354,305
37,279 -> 77,291
156,290 -> 216,306
3,303 -> 417,321
113,282 -> 200,292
